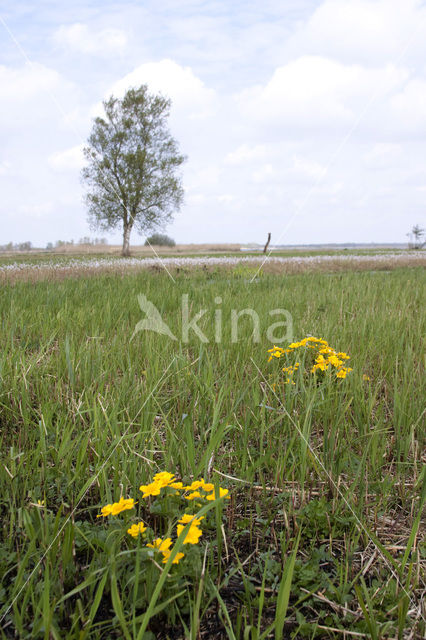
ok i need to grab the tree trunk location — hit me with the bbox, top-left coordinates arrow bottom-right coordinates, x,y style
122,224 -> 132,256
263,232 -> 271,254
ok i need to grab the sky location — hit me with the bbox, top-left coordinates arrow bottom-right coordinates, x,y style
1,0 -> 426,247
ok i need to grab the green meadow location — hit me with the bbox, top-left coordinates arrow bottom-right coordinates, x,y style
0,265 -> 424,638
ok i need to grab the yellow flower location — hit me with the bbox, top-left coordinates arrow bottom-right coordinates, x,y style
206,487 -> 230,501
178,514 -> 204,526
139,481 -> 162,498
97,497 -> 136,517
201,481 -> 214,492
140,473 -> 183,497
287,342 -> 299,349
176,523 -> 203,544
328,355 -> 343,368
269,337 -> 351,382
336,367 -> 352,379
127,522 -> 147,538
184,480 -> 204,491
162,549 -> 185,564
153,471 -> 175,485
185,491 -> 202,500
362,374 -> 371,381
267,345 -> 285,360
312,354 -> 328,372
147,537 -> 172,552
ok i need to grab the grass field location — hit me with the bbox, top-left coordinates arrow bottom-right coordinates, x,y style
0,263 -> 425,638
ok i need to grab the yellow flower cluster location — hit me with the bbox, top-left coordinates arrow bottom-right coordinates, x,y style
127,521 -> 147,537
182,479 -> 229,502
96,497 -> 137,518
147,537 -> 184,564
97,472 -> 230,567
281,362 -> 299,384
139,473 -> 230,502
176,514 -> 203,545
268,336 -> 352,381
142,514 -> 205,564
139,471 -> 184,497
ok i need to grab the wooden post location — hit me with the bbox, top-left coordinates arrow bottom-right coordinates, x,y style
263,232 -> 271,254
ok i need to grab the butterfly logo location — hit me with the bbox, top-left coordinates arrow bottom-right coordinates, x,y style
131,294 -> 177,341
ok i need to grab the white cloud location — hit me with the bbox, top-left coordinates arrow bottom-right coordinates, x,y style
186,193 -> 206,206
364,143 -> 401,169
252,163 -> 275,183
236,56 -> 408,131
0,62 -> 77,132
225,144 -> 268,165
53,23 -> 127,55
109,59 -> 217,120
0,62 -> 65,106
390,79 -> 426,134
0,161 -> 11,175
18,202 -> 54,218
48,145 -> 85,171
292,156 -> 326,179
285,0 -> 426,66
217,194 -> 236,205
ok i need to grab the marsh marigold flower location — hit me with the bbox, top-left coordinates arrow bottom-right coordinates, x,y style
153,471 -> 176,486
127,522 -> 147,538
184,479 -> 214,493
139,481 -> 162,498
176,523 -> 203,545
178,514 -> 204,526
162,549 -> 185,564
206,487 -> 230,501
97,497 -> 136,517
140,471 -> 179,498
147,537 -> 173,553
185,491 -> 202,500
201,481 -> 214,492
183,480 -> 204,491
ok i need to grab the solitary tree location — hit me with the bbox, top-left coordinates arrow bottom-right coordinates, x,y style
82,86 -> 185,256
411,224 -> 425,249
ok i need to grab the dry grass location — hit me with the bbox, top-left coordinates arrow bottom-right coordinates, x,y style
0,253 -> 424,285
0,243 -> 243,257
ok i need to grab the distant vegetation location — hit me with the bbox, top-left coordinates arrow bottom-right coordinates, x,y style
0,238 -> 108,252
49,238 -> 108,249
145,233 -> 176,247
410,224 -> 425,249
0,241 -> 32,252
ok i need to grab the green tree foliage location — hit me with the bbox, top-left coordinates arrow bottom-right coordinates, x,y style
145,233 -> 176,247
411,224 -> 425,249
82,86 -> 185,256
